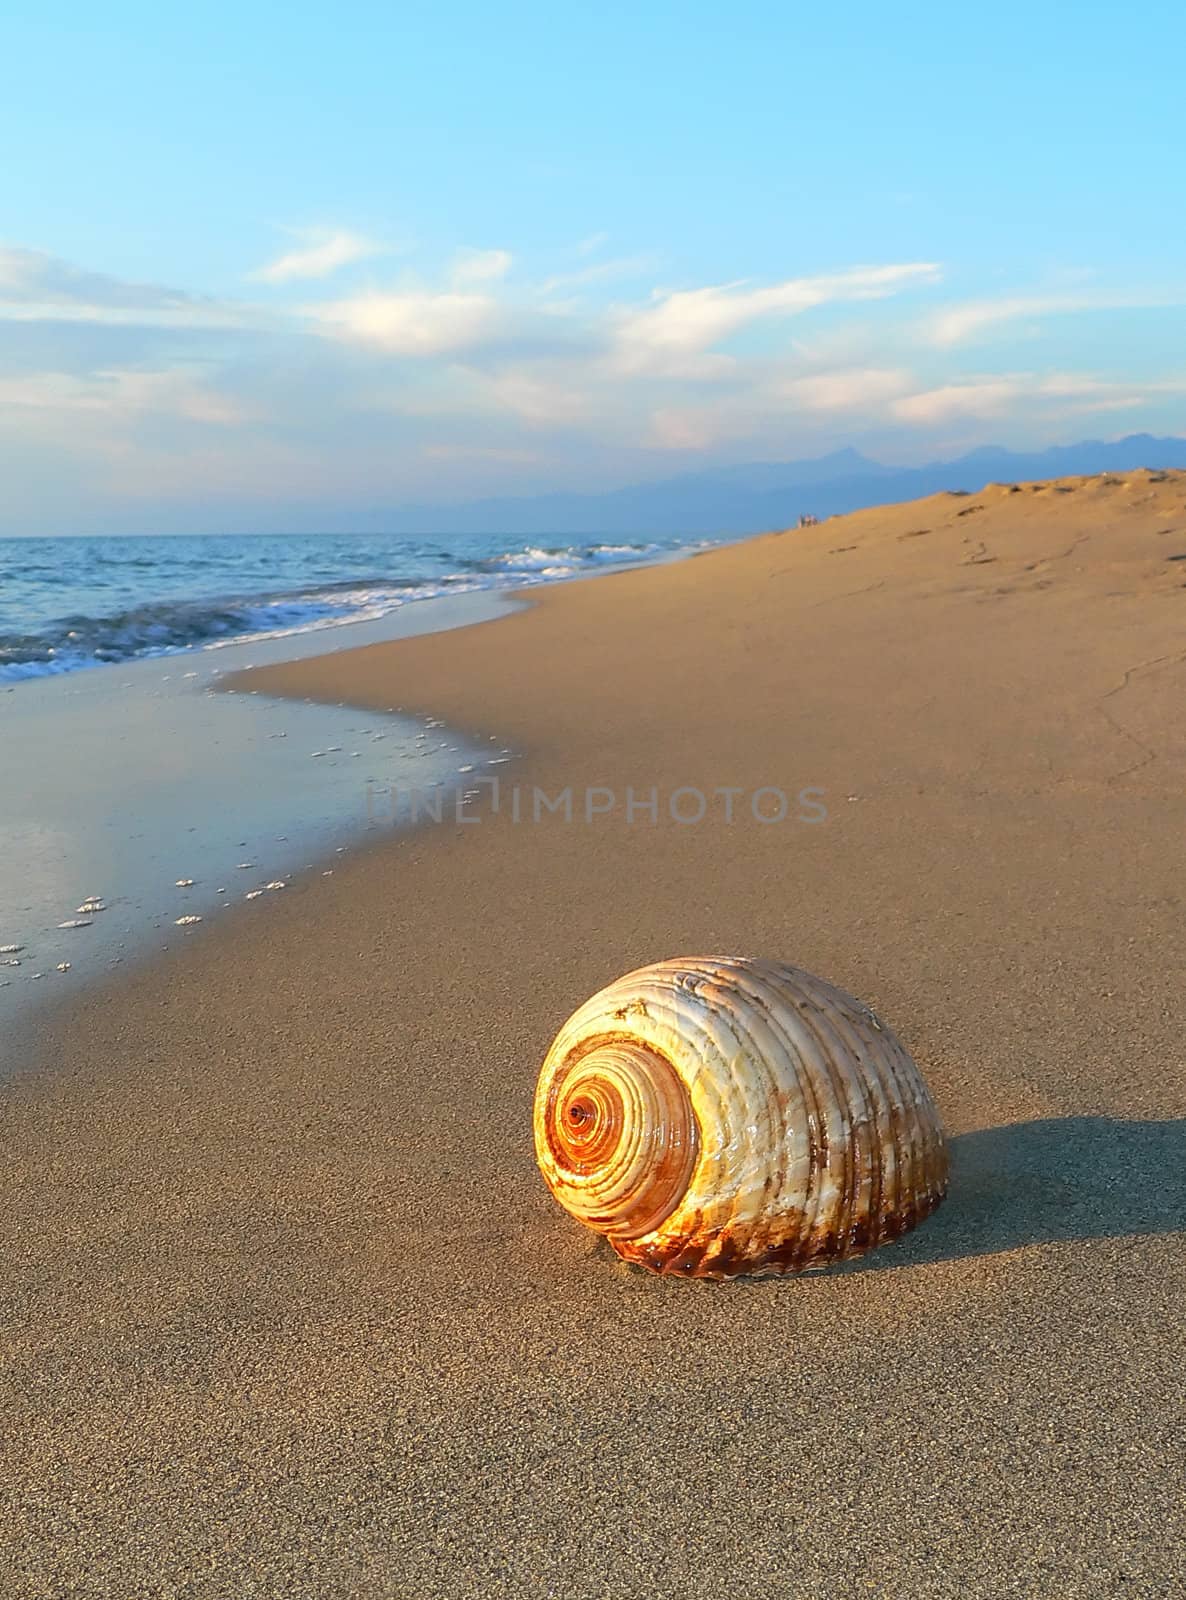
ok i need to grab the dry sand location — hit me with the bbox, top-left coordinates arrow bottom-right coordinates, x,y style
3,470 -> 1185,1598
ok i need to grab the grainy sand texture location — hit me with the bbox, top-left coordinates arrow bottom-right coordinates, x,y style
4,470 -> 1185,1598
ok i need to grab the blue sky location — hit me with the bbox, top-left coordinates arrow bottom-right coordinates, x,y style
2,1 -> 1184,532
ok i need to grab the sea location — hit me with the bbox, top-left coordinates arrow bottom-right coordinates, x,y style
0,528 -> 726,1051
0,530 -> 721,682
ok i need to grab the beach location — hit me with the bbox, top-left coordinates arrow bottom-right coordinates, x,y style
3,472 -> 1185,1597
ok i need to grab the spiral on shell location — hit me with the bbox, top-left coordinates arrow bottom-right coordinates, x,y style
534,956 -> 949,1279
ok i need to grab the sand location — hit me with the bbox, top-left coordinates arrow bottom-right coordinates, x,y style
3,470 -> 1184,1598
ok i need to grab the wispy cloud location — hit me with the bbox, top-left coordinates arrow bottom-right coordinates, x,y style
305,289 -> 503,355
773,366 -> 913,412
893,371 -> 1186,423
450,248 -> 513,285
893,378 -> 1025,423
468,364 -> 601,426
612,263 -> 942,372
646,366 -> 916,452
250,228 -> 387,284
0,367 -> 250,424
0,246 -> 252,329
540,253 -> 661,295
925,290 -> 1185,347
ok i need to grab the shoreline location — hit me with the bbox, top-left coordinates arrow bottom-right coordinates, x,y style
0,529 -> 726,688
0,590 -> 525,1059
4,472 -> 1185,1597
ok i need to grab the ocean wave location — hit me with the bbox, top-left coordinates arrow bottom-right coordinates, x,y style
471,540 -> 665,573
0,539 -> 707,681
0,581 -> 444,679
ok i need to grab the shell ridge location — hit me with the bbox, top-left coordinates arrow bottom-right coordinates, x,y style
846,1015 -> 933,1236
771,974 -> 871,1265
890,1035 -> 949,1214
806,990 -> 895,1254
761,964 -> 881,1262
704,962 -> 853,1271
685,966 -> 799,1273
825,1002 -> 945,1243
718,964 -> 830,1270
662,975 -> 773,1275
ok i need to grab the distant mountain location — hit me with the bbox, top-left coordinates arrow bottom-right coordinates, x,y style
366,434 -> 1186,537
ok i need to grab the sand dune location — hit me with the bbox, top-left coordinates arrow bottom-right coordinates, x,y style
3,470 -> 1184,1597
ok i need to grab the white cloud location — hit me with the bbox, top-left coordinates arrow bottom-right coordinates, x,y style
613,263 -> 942,371
924,290 -> 1186,347
0,300 -> 252,330
475,366 -> 598,426
646,366 -> 916,452
251,228 -> 386,284
0,246 -> 253,329
773,366 -> 913,411
0,367 -> 249,424
451,248 -> 513,285
893,379 -> 1023,423
539,253 -> 661,295
893,370 -> 1186,424
647,408 -> 718,451
927,297 -> 1089,347
305,289 -> 502,355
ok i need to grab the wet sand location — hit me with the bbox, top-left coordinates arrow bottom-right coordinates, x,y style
3,471 -> 1185,1597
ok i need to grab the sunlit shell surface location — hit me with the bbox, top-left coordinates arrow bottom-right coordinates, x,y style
534,956 -> 949,1279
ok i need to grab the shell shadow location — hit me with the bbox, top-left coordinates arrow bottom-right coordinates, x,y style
842,1116 -> 1186,1273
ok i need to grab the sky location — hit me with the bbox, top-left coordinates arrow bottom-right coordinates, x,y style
2,0 -> 1184,534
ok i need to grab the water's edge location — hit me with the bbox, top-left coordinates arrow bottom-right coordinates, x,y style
0,589 -> 528,1066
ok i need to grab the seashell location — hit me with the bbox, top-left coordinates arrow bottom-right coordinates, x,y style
534,956 -> 948,1280
58,919 -> 92,929
265,881 -> 286,891
56,962 -> 71,973
0,944 -> 22,954
175,879 -> 195,888
175,915 -> 202,926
